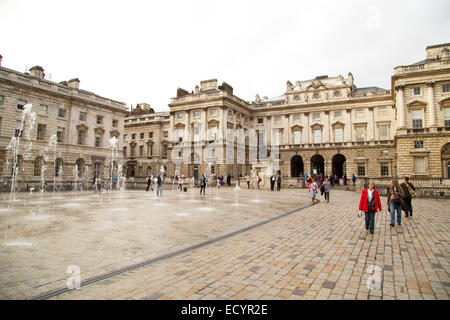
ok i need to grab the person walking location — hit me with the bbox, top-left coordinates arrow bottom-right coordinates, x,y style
358,181 -> 382,234
270,174 -> 275,191
323,177 -> 331,203
178,175 -> 183,192
308,177 -> 319,204
200,174 -> 206,195
352,174 -> 356,186
227,174 -> 231,186
276,174 -> 281,191
329,174 -> 334,188
246,174 -> 251,189
257,173 -> 262,190
387,180 -> 404,227
400,177 -> 416,217
156,175 -> 163,197
146,175 -> 152,191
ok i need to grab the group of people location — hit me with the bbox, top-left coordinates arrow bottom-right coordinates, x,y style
307,176 -> 331,204
358,177 -> 416,234
270,173 -> 282,191
146,175 -> 164,196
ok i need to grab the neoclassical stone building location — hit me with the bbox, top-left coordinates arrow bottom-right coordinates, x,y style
0,56 -> 128,190
124,44 -> 449,185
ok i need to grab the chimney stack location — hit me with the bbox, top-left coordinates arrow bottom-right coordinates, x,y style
68,78 -> 80,90
29,65 -> 45,79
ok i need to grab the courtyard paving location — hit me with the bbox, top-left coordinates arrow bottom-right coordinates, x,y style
0,187 -> 449,300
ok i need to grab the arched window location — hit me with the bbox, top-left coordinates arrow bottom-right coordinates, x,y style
75,159 -> 85,178
55,158 -> 63,177
34,157 -> 43,176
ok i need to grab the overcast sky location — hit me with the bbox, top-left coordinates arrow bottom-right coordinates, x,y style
1,0 -> 449,111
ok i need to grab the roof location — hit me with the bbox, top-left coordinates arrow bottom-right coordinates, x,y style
354,86 -> 386,93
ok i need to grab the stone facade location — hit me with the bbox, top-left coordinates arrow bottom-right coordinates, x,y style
0,60 -> 128,190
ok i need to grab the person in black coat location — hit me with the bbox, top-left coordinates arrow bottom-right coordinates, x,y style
227,174 -> 231,186
276,174 -> 281,191
270,174 -> 275,191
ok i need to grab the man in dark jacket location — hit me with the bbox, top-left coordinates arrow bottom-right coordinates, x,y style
400,177 -> 415,217
270,174 -> 275,191
276,174 -> 281,191
200,174 -> 207,195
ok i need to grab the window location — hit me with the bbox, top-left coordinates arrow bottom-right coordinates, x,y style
356,127 -> 365,141
55,159 -> 63,177
414,157 -> 425,174
334,128 -> 343,143
57,127 -> 65,143
258,118 -> 264,124
412,87 -> 421,95
123,147 -> 127,157
131,146 -> 136,157
274,130 -> 282,145
294,95 -> 299,101
334,90 -> 341,97
178,113 -> 183,119
357,163 -> 366,176
334,111 -> 342,119
139,145 -> 144,157
131,133 -> 136,140
58,108 -> 66,118
379,125 -> 388,140
194,111 -> 200,118
17,100 -> 26,110
293,114 -> 301,121
443,84 -> 450,93
313,129 -> 321,144
210,109 -> 217,116
96,116 -> 103,125
37,124 -> 46,140
293,130 -> 301,144
414,140 -> 424,148
140,132 -> 144,139
95,134 -> 101,148
112,119 -> 118,127
0,95 -> 4,105
381,163 -> 389,176
77,130 -> 85,145
274,116 -> 281,124
79,112 -> 86,121
138,166 -> 143,177
39,105 -> 48,116
162,144 -> 167,157
444,108 -> 450,127
210,126 -> 217,140
176,128 -> 183,142
163,131 -> 168,138
149,132 -> 153,138
147,145 -> 153,157
377,107 -> 387,116
355,109 -> 364,118
313,93 -> 320,99
313,113 -> 321,121
411,109 -> 423,128
147,167 -> 152,176
15,120 -> 22,137
34,157 -> 43,176
194,127 -> 200,141
123,134 -> 127,141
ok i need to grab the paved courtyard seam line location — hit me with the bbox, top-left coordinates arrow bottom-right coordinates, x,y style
30,199 -> 320,300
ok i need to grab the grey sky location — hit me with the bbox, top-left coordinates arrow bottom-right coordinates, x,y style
1,0 -> 449,111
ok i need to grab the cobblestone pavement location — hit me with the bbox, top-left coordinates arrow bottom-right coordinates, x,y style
47,189 -> 450,300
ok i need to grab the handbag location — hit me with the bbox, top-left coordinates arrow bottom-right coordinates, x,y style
406,183 -> 416,198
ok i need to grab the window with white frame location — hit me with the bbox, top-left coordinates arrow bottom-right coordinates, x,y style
273,130 -> 282,145
210,109 -> 217,116
378,125 -> 388,140
334,128 -> 343,143
444,108 -> 450,127
313,113 -> 321,121
57,127 -> 64,143
194,111 -> 200,118
293,130 -> 301,144
414,157 -> 426,174
178,113 -> 183,119
96,115 -> 103,125
334,111 -> 342,119
58,108 -> 66,118
209,126 -> 217,140
355,109 -> 365,118
377,107 -> 387,116
37,124 -> 46,140
147,144 -> 152,157
443,84 -> 450,93
381,163 -> 389,176
95,134 -> 101,148
356,127 -> 365,141
39,105 -> 48,116
79,112 -> 86,121
139,145 -> 144,157
193,126 -> 200,141
17,100 -> 26,110
77,130 -> 85,145
412,87 -> 421,95
112,119 -> 118,127
293,114 -> 301,121
411,109 -> 424,128
176,128 -> 183,142
313,129 -> 321,144
357,163 -> 366,176
274,116 -> 281,124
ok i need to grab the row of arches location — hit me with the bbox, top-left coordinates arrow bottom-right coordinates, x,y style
290,154 -> 347,178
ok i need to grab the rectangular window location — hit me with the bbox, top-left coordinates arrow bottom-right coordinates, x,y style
140,132 -> 144,139
138,166 -> 143,177
79,112 -> 86,121
15,120 -> 22,137
163,131 -> 168,138
313,113 -> 321,121
443,84 -> 450,93
356,127 -> 365,141
357,164 -> 366,176
334,111 -> 342,119
273,130 -> 282,145
123,147 -> 127,157
377,107 -> 387,116
147,145 -> 152,157
313,129 -> 321,144
17,100 -> 26,110
412,87 -> 421,95
411,109 -> 423,128
379,125 -> 388,140
194,111 -> 200,118
139,145 -> 144,157
414,140 -> 424,148
58,108 -> 66,118
0,95 -> 4,105
414,157 -> 425,174
95,134 -> 101,148
355,109 -> 364,118
131,146 -> 136,157
131,133 -> 136,140
162,144 -> 167,157
149,132 -> 153,138
444,108 -> 450,127
210,126 -> 217,140
313,93 -> 320,99
57,127 -> 65,143
178,113 -> 183,119
77,130 -> 84,145
210,109 -> 217,116
293,130 -> 301,144
39,105 -> 48,116
334,128 -> 343,143
37,124 -> 46,140
96,116 -> 103,125
274,116 -> 281,124
381,163 -> 389,176
293,115 -> 301,121
177,128 -> 183,142
112,119 -> 118,127
258,118 -> 264,124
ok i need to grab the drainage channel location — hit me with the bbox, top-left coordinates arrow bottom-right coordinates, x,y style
31,199 -> 319,300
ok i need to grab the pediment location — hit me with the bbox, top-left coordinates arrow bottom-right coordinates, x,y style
110,129 -> 120,138
175,123 -> 185,129
406,100 -> 427,107
310,122 -> 324,129
208,119 -> 220,125
331,121 -> 345,128
76,123 -> 88,131
94,127 -> 105,134
439,97 -> 450,108
291,124 -> 303,130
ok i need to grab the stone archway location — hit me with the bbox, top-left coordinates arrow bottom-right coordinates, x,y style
291,155 -> 304,177
332,154 -> 347,178
75,158 -> 85,178
310,154 -> 324,177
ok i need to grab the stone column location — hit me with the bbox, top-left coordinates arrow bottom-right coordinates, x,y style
169,112 -> 175,143
185,110 -> 191,143
369,106 -> 375,141
266,116 -> 271,147
396,85 -> 406,127
304,112 -> 310,144
285,115 -> 290,145
427,81 -> 436,127
325,111 -> 330,143
346,108 -> 353,142
219,107 -> 225,143
201,108 -> 207,141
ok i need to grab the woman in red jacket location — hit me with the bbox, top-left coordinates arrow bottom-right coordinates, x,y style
359,181 -> 382,234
